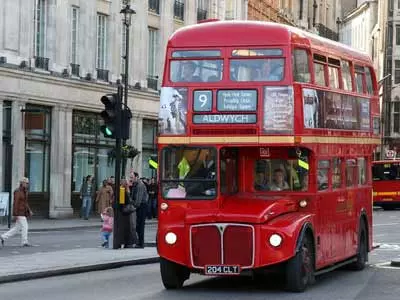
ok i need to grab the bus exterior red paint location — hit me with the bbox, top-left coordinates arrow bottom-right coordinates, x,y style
156,20 -> 380,292
372,160 -> 400,210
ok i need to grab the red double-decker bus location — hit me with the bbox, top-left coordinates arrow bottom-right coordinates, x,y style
372,160 -> 400,209
156,20 -> 380,292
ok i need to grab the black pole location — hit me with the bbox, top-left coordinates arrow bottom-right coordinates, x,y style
113,84 -> 123,249
6,144 -> 13,228
121,16 -> 130,177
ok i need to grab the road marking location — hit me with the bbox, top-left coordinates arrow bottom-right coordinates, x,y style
373,222 -> 400,227
373,262 -> 400,270
373,243 -> 400,250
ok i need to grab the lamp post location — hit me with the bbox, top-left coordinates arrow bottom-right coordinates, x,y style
120,0 -> 136,175
336,17 -> 341,41
312,0 -> 318,28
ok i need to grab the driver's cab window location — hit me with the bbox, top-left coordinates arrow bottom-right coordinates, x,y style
254,157 -> 309,191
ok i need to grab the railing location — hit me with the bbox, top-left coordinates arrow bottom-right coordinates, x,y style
174,0 -> 184,21
35,57 -> 49,71
197,8 -> 207,21
315,23 -> 339,41
148,0 -> 160,14
70,63 -> 80,77
147,75 -> 158,90
97,69 -> 109,81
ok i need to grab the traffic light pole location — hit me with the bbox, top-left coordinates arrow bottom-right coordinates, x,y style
113,84 -> 123,249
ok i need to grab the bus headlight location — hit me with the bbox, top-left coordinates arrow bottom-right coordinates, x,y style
269,234 -> 283,247
165,232 -> 177,245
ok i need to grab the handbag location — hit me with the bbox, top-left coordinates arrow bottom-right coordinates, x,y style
122,202 -> 135,214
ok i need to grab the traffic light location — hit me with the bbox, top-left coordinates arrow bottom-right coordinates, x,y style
120,109 -> 132,140
100,93 -> 119,138
149,154 -> 158,169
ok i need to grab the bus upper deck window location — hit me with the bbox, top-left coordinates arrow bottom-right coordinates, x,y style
170,59 -> 223,83
341,61 -> 353,91
230,58 -> 284,82
293,49 -> 310,83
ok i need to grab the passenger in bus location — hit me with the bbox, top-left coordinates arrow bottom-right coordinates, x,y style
254,172 -> 269,191
181,61 -> 202,82
269,169 -> 290,191
253,60 -> 283,81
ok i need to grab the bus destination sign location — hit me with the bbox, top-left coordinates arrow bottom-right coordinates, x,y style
193,114 -> 257,124
217,90 -> 257,111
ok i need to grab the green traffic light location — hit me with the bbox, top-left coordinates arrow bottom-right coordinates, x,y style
105,127 -> 113,136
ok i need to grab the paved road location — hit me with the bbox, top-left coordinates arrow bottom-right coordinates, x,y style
2,262 -> 400,300
0,224 -> 157,257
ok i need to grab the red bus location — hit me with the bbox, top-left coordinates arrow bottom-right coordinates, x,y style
156,20 -> 380,292
372,160 -> 400,210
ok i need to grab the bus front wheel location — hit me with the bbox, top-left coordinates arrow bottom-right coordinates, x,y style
349,223 -> 368,271
160,257 -> 190,289
285,234 -> 315,292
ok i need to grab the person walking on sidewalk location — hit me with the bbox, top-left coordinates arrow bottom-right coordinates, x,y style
80,175 -> 95,220
0,177 -> 32,247
131,172 -> 148,248
96,180 -> 113,218
100,206 -> 113,248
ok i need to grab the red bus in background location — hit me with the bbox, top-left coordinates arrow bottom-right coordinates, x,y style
372,160 -> 400,210
156,20 -> 380,292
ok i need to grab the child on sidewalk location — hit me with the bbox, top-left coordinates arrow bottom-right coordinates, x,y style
100,207 -> 113,248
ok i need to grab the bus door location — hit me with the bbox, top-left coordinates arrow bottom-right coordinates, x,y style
316,159 -> 335,264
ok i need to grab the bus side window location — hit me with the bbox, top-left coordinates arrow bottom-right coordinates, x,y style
293,49 -> 311,83
332,158 -> 342,189
346,159 -> 357,187
354,65 -> 365,94
341,60 -> 353,91
358,158 -> 367,185
365,67 -> 374,95
317,160 -> 329,191
314,62 -> 326,86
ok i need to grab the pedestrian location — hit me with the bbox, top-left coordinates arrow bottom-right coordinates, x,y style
118,179 -> 136,248
80,175 -> 95,220
100,206 -> 113,248
131,172 -> 148,248
96,179 -> 113,218
0,177 -> 32,247
148,177 -> 158,218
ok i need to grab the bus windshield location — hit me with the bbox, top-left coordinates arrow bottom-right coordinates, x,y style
161,147 -> 217,199
372,162 -> 400,181
254,158 -> 309,191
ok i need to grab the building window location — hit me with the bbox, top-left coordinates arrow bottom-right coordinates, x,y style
35,0 -> 46,58
388,24 -> 393,47
24,105 -> 51,193
197,0 -> 208,21
147,28 -> 159,90
174,0 -> 185,21
148,0 -> 160,14
72,112 -> 115,193
141,119 -> 158,179
397,25 -> 400,45
395,60 -> 400,84
225,0 -> 235,20
393,100 -> 400,134
97,14 -> 107,70
71,6 -> 80,76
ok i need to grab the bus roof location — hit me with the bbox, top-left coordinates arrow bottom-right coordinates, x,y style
168,20 -> 372,63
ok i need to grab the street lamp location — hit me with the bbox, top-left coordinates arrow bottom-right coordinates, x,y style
312,0 -> 318,27
120,0 -> 136,122
336,17 -> 341,41
120,0 -> 136,176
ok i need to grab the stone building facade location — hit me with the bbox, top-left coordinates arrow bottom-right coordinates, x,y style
0,0 -> 248,218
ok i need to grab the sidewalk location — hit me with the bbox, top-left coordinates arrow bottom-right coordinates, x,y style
0,217 -> 158,232
0,246 -> 159,284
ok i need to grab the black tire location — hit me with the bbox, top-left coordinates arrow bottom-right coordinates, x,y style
160,257 -> 190,289
285,234 -> 315,292
349,223 -> 368,271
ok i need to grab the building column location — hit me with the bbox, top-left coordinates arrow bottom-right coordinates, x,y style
11,100 -> 25,192
0,99 -> 3,192
49,105 -> 73,218
127,114 -> 143,176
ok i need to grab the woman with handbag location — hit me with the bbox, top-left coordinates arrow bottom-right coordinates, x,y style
119,179 -> 137,248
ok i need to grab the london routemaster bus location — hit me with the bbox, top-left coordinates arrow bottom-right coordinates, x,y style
372,160 -> 400,210
156,20 -> 380,292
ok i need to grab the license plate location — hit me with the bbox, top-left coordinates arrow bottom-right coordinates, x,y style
204,265 -> 241,275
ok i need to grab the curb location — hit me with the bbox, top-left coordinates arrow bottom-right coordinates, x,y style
390,260 -> 400,267
0,256 -> 160,284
